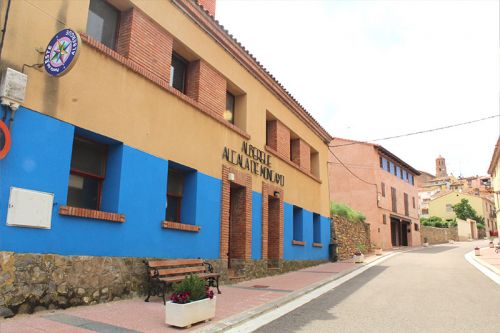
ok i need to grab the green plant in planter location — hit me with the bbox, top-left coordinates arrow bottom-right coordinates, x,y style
171,274 -> 214,304
355,243 -> 366,255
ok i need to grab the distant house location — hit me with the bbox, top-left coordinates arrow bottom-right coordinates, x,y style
487,136 -> 500,236
428,192 -> 497,236
328,138 -> 421,249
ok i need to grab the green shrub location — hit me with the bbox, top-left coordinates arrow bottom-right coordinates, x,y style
330,202 -> 366,223
172,274 -> 208,302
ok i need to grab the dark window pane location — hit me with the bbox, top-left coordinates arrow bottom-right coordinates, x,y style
67,174 -> 100,209
167,170 -> 184,197
224,92 -> 235,123
70,137 -> 106,177
170,53 -> 187,92
87,0 -> 119,49
166,195 -> 181,222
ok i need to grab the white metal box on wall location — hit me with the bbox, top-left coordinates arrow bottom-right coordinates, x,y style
6,187 -> 54,229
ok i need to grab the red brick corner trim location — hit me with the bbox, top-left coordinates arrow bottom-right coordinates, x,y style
292,240 -> 306,246
265,145 -> 321,183
162,221 -> 201,232
59,206 -> 125,223
312,242 -> 323,248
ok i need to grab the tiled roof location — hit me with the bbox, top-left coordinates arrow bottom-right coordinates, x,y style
175,0 -> 333,143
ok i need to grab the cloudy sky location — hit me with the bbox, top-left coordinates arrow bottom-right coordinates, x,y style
216,0 -> 499,177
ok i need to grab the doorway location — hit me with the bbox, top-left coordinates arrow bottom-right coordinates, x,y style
390,217 -> 400,247
267,196 -> 280,268
401,221 -> 409,246
228,183 -> 245,269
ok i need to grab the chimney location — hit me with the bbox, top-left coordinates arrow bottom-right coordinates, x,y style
435,155 -> 448,178
198,0 -> 216,16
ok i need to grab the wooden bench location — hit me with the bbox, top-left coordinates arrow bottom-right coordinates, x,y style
143,259 -> 221,304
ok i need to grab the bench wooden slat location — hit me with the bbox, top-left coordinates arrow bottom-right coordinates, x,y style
159,272 -> 220,283
147,259 -> 204,267
154,266 -> 206,276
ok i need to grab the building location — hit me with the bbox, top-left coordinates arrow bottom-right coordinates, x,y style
428,192 -> 497,236
328,138 -> 421,249
487,136 -> 500,236
436,155 -> 448,178
0,0 -> 332,311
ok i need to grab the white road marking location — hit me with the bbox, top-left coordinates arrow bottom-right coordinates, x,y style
224,253 -> 400,333
464,251 -> 500,285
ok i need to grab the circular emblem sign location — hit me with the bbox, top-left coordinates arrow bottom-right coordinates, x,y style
0,120 -> 11,160
44,28 -> 81,77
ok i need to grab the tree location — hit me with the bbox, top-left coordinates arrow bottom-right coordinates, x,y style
452,199 -> 482,224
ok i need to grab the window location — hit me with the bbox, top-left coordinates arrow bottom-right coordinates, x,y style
313,213 -> 321,243
403,170 -> 408,182
383,214 -> 387,224
293,206 -> 303,241
379,156 -> 383,168
86,0 -> 119,50
381,182 -> 386,197
224,92 -> 235,123
412,196 -> 415,209
404,193 -> 409,216
396,166 -> 401,179
170,53 -> 188,93
382,158 -> 389,171
389,162 -> 395,175
414,223 -> 419,231
391,187 -> 397,213
67,137 -> 107,210
409,174 -> 414,185
166,169 -> 184,222
446,204 -> 453,212
422,208 -> 429,215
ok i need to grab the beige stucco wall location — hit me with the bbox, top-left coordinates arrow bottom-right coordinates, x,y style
0,0 -> 330,215
428,192 -> 495,234
457,218 -> 477,241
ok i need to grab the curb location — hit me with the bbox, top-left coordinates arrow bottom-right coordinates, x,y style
194,252 -> 400,333
464,249 -> 500,285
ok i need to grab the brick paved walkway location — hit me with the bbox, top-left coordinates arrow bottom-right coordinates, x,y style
0,259 -> 368,333
476,245 -> 500,273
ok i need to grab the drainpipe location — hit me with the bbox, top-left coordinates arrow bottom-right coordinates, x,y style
0,0 -> 12,62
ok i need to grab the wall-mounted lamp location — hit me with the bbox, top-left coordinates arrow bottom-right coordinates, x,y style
273,191 -> 280,198
228,173 -> 235,181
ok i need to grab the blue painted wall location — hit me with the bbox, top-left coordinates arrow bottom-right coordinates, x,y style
0,107 -> 329,261
284,203 -> 330,260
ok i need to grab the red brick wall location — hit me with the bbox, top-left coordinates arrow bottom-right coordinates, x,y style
291,139 -> 311,172
197,0 -> 216,16
266,120 -> 291,160
116,8 -> 173,83
186,60 -> 226,118
261,182 -> 284,260
221,166 -> 252,261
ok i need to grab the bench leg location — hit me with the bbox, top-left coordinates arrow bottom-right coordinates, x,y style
216,276 -> 221,294
145,283 -> 151,302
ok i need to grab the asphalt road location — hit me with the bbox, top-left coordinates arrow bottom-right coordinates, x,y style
256,241 -> 500,333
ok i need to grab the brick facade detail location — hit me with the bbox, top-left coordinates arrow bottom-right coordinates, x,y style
221,166 -> 252,261
261,182 -> 284,260
59,206 -> 125,223
291,138 -> 311,172
162,221 -> 200,232
266,120 -> 291,160
116,8 -> 173,84
186,60 -> 226,118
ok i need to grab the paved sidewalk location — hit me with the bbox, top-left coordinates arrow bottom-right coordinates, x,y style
474,245 -> 500,274
0,253 -> 390,333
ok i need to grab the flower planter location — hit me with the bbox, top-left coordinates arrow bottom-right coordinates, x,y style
423,242 -> 429,247
489,242 -> 494,248
165,297 -> 216,328
353,254 -> 364,263
448,240 -> 455,244
374,248 -> 383,256
474,248 -> 480,256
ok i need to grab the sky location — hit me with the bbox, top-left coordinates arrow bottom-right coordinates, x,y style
216,0 -> 499,177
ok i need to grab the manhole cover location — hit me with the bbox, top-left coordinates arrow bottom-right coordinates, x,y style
251,285 -> 269,288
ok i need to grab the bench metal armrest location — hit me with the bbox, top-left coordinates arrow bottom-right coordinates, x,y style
203,261 -> 214,273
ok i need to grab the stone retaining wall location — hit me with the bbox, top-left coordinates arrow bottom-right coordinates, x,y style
332,216 -> 371,260
0,252 -> 326,316
420,226 -> 458,244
